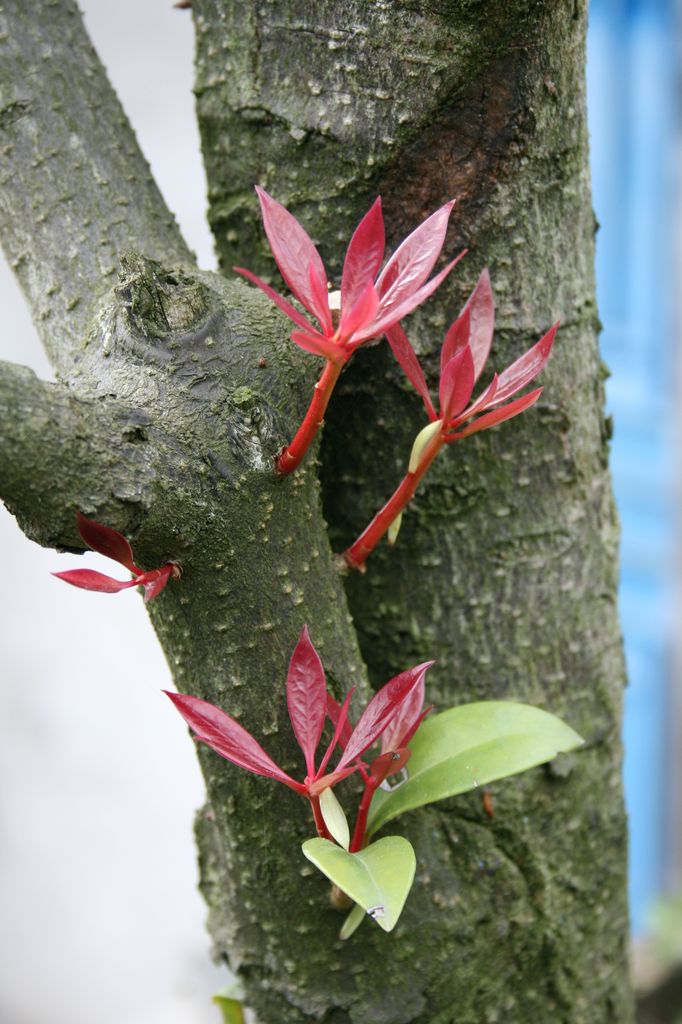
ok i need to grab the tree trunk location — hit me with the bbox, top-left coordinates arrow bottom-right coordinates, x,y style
0,2 -> 632,1022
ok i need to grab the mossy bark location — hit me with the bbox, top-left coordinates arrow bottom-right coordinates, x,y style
0,2 -> 632,1023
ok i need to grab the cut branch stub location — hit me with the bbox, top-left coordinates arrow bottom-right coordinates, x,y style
0,255 -> 318,557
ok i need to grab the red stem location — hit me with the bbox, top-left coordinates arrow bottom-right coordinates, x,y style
276,358 -> 344,475
350,778 -> 379,852
309,794 -> 332,840
343,428 -> 446,570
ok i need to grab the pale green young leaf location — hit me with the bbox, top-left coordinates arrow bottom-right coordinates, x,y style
367,701 -> 584,835
387,511 -> 403,546
339,902 -> 366,941
408,419 -> 442,472
302,835 -> 416,933
319,786 -> 350,850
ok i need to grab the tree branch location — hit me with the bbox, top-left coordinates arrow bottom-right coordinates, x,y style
0,257 -> 322,555
0,0 -> 193,376
0,358 -> 171,549
0,10 -> 378,1019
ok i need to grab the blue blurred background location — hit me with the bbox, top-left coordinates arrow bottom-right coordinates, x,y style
588,0 -> 679,936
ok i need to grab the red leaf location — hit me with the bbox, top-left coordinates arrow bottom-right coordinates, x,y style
52,569 -> 137,593
448,387 -> 543,440
439,345 -> 475,424
308,261 -> 333,335
291,329 -> 342,361
491,322 -> 558,404
338,662 -> 434,768
440,270 -> 495,384
357,251 -> 466,343
375,200 -> 455,309
380,668 -> 426,754
234,267 -> 313,332
370,747 -> 412,785
255,187 -> 328,319
141,565 -> 174,603
460,372 -> 499,421
440,306 -> 471,377
464,269 -> 495,381
286,626 -> 327,776
338,281 -> 379,344
303,765 -> 356,794
398,705 -> 433,748
165,691 -> 305,793
318,688 -> 355,776
307,764 -> 358,796
386,324 -> 437,421
326,692 -> 354,751
76,512 -> 139,572
341,197 -> 385,310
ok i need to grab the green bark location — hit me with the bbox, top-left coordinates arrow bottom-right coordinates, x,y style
193,1 -> 631,1022
0,1 -> 632,1023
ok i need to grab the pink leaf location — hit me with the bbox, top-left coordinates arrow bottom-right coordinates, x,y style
338,281 -> 379,344
338,662 -> 434,768
165,691 -> 305,793
491,322 -> 558,404
380,669 -> 426,754
375,200 -> 456,310
341,197 -> 385,310
355,251 -> 466,344
386,323 -> 437,420
308,261 -> 333,335
448,387 -> 543,440
464,269 -> 495,381
286,626 -> 327,777
291,329 -> 342,361
439,345 -> 476,424
255,186 -> 328,319
141,565 -> 174,603
52,569 -> 137,594
234,267 -> 313,332
318,688 -> 355,777
76,512 -> 140,572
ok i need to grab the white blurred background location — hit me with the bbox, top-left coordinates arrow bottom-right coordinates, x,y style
0,3 -> 226,1022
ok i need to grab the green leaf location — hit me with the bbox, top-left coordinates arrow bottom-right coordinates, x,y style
302,835 -> 416,933
319,786 -> 350,850
213,988 -> 245,1024
367,701 -> 584,835
339,902 -> 366,941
